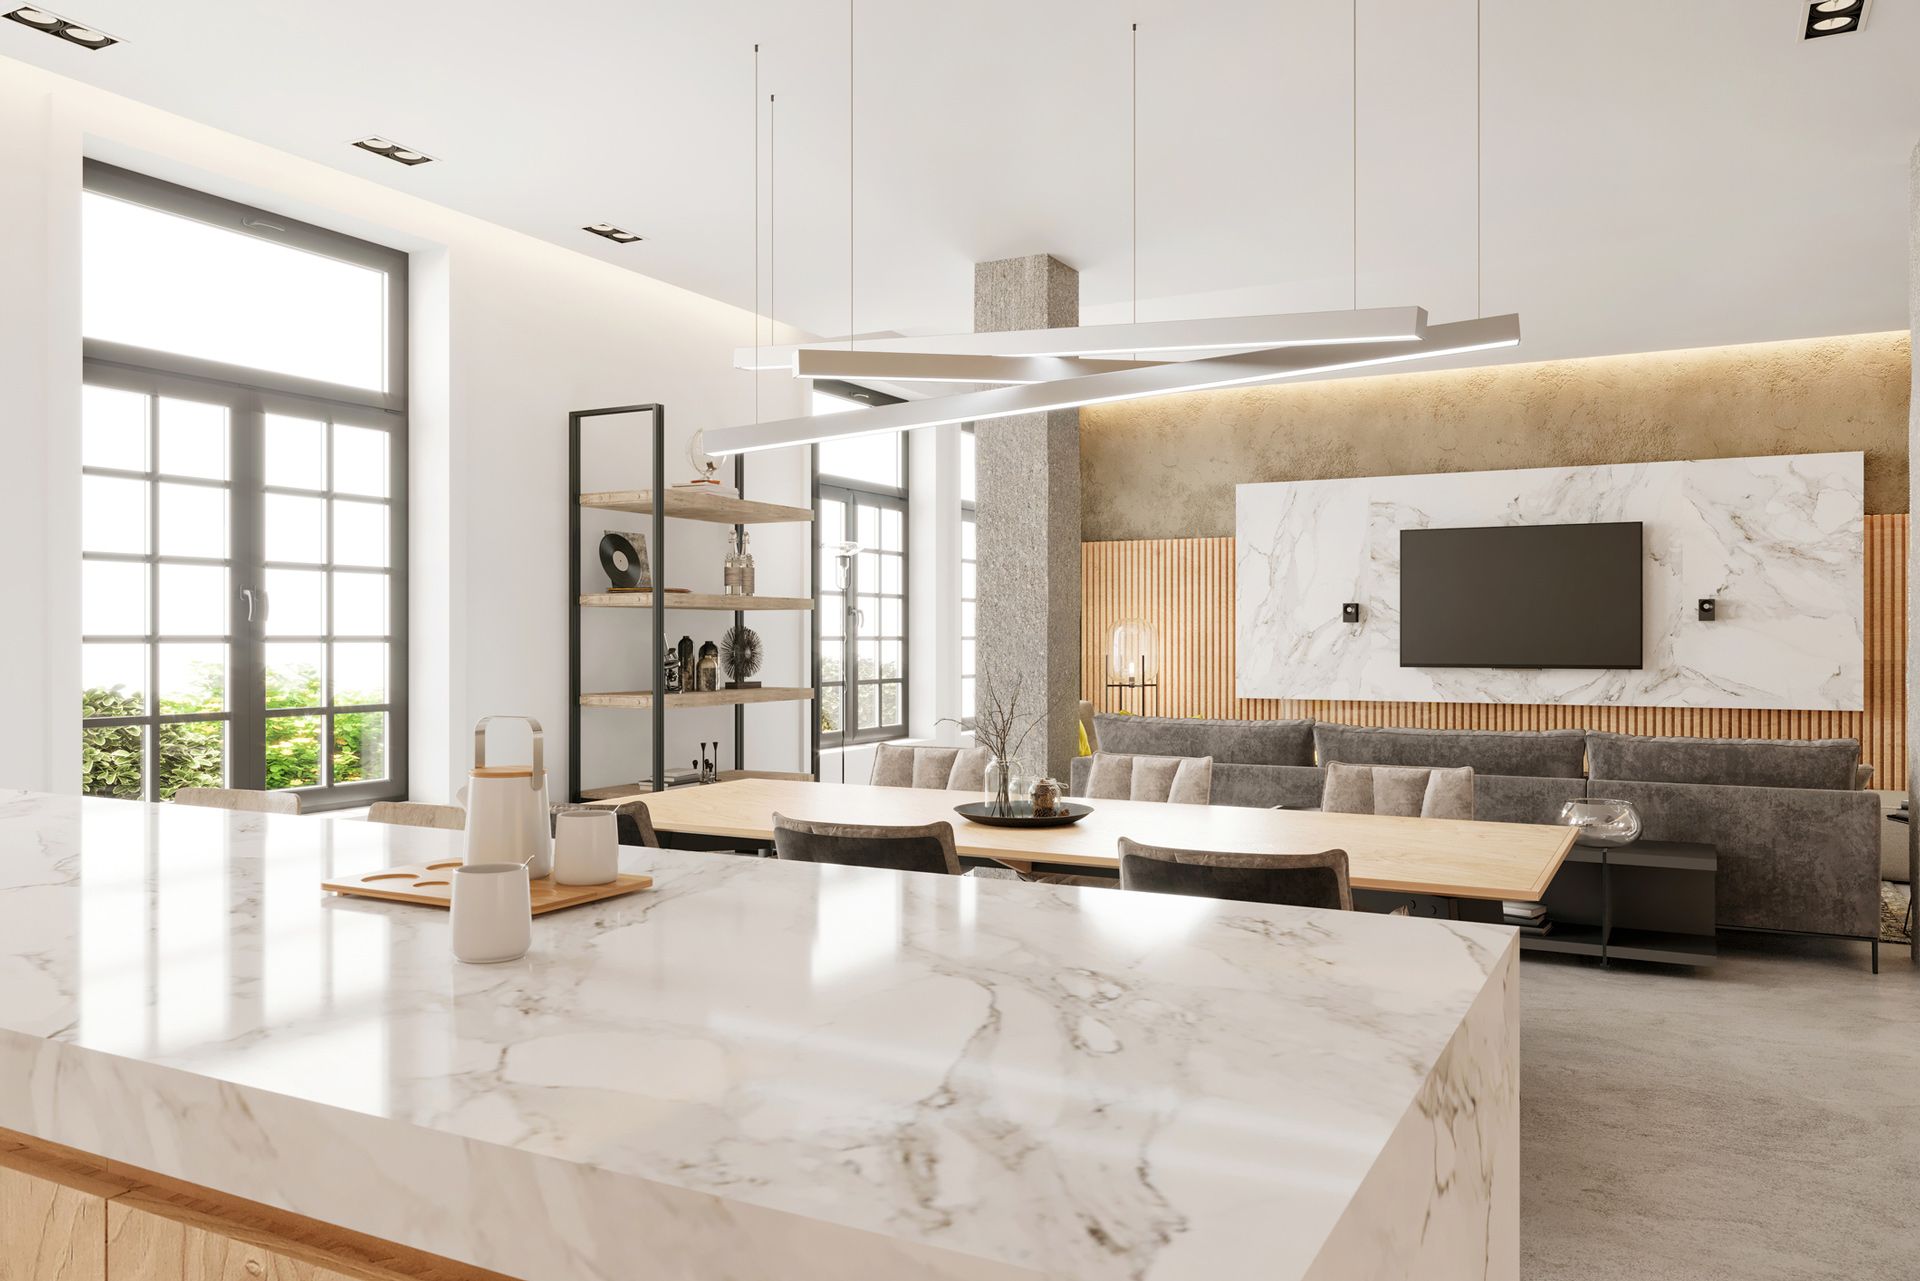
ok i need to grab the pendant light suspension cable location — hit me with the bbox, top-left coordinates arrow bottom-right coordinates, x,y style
1352,0 -> 1359,311
760,92 -> 768,359
771,94 -> 777,359
1131,21 -> 1138,332
849,0 -> 855,351
753,43 -> 761,424
1476,0 -> 1483,319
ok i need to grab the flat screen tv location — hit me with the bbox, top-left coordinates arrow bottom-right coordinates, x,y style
1398,521 -> 1643,669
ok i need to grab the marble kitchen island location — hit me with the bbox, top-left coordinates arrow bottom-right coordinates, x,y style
0,791 -> 1518,1280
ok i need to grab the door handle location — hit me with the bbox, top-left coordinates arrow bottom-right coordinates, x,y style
242,588 -> 269,623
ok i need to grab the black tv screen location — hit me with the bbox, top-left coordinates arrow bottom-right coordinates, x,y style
1399,522 -> 1643,669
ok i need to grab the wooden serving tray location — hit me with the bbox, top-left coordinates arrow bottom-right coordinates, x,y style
323,860 -> 653,914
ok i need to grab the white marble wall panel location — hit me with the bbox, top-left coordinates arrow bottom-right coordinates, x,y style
1237,452 -> 1864,710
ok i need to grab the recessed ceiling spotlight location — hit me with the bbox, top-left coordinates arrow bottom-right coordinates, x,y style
583,223 -> 643,244
1802,0 -> 1867,39
3,6 -> 120,47
351,136 -> 435,166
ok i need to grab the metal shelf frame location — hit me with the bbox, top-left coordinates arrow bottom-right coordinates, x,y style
568,403 -> 819,802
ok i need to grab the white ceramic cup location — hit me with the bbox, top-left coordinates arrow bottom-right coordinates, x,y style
553,809 -> 620,886
450,863 -> 532,964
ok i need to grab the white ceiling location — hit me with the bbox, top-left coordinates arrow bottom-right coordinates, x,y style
7,0 -> 1920,365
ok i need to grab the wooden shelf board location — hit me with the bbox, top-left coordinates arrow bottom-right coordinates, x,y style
580,489 -> 813,525
579,687 -> 815,710
578,592 -> 813,611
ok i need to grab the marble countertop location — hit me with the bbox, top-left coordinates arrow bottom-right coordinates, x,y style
0,791 -> 1517,1280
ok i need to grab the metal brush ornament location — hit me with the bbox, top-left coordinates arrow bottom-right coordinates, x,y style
721,625 -> 764,689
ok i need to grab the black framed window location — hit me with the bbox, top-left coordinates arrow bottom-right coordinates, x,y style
812,382 -> 908,747
79,162 -> 408,810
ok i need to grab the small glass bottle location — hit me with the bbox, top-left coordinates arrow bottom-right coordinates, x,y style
722,530 -> 744,596
739,531 -> 756,596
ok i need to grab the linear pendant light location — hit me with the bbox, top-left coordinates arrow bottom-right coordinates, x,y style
732,305 -> 1427,371
708,314 -> 1518,456
791,348 -> 1160,385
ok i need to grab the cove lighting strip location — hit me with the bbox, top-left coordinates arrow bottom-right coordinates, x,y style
707,314 -> 1519,457
792,349 -> 1159,385
733,306 -> 1428,371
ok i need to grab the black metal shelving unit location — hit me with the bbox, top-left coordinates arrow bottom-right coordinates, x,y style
567,403 -> 817,803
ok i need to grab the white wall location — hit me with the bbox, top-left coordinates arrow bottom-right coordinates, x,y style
0,56 -> 812,800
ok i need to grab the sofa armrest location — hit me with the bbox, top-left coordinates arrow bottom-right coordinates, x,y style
1588,778 -> 1880,938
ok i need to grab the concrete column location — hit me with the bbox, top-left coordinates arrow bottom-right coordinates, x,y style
973,254 -> 1082,781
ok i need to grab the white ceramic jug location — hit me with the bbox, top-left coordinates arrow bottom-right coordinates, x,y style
463,716 -> 553,878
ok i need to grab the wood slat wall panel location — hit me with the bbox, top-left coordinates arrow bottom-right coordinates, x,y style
1081,515 -> 1908,790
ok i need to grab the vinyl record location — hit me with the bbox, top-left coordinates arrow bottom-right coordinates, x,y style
598,531 -> 647,591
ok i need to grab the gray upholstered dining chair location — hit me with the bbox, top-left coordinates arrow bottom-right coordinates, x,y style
772,813 -> 962,876
1319,762 -> 1475,820
1117,836 -> 1354,911
870,744 -> 992,791
1083,752 -> 1214,804
171,787 -> 302,815
367,801 -> 466,831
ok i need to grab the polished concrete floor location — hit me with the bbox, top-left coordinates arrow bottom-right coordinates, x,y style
1521,935 -> 1919,1280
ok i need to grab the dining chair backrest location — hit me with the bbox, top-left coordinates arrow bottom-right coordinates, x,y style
870,744 -> 992,792
772,813 -> 962,876
1320,762 -> 1475,820
1083,753 -> 1214,804
367,801 -> 466,832
1117,836 -> 1353,911
171,787 -> 302,815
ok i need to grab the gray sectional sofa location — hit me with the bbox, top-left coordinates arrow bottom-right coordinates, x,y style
1070,714 -> 1881,951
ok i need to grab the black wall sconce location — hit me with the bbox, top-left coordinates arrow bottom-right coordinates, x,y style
1342,602 -> 1362,624
1698,598 -> 1717,621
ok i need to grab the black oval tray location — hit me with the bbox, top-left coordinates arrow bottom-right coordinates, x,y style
953,801 -> 1093,828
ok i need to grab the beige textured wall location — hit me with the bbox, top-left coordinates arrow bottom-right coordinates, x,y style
1081,331 -> 1913,540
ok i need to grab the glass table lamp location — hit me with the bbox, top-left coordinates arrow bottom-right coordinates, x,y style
1104,620 -> 1159,715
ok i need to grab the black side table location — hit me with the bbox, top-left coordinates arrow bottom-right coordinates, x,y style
1519,840 -> 1718,967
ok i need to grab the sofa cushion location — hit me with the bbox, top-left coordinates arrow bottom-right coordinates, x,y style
1473,775 -> 1590,825
1588,777 -> 1879,937
1586,732 -> 1859,791
1211,763 -> 1327,810
1313,724 -> 1588,778
1092,714 -> 1314,767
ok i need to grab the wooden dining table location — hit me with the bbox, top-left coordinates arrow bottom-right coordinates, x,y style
629,777 -> 1577,903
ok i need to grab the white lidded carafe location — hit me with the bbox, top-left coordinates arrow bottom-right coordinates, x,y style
463,715 -> 553,878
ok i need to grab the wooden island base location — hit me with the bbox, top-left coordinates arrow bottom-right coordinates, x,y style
0,1129 -> 514,1281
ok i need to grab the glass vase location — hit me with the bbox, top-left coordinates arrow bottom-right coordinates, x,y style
984,756 -> 1015,817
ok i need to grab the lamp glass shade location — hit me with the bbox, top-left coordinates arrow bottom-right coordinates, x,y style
1106,621 -> 1157,686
